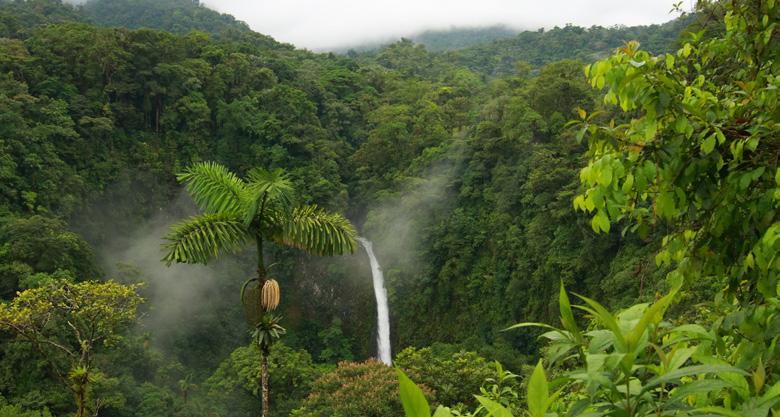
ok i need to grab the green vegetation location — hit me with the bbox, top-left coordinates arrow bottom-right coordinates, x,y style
399,0 -> 780,416
411,25 -> 519,52
443,15 -> 696,76
81,0 -> 251,35
162,161 -> 357,416
294,360 -> 412,417
0,0 -> 776,416
0,281 -> 142,417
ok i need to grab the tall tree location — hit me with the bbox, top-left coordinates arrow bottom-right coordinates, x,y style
0,280 -> 143,417
162,161 -> 357,417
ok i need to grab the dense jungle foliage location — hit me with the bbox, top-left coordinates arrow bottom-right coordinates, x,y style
0,0 -> 776,416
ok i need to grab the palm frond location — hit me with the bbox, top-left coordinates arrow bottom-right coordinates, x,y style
178,162 -> 248,214
162,212 -> 250,265
270,205 -> 358,256
243,168 -> 296,226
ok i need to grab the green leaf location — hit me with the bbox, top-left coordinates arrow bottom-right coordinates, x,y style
760,380 -> 780,405
433,405 -> 453,417
715,128 -> 726,144
656,192 -> 676,219
504,322 -> 560,332
576,127 -> 587,143
598,164 -> 613,186
622,174 -> 634,193
272,205 -> 357,256
681,43 -> 692,58
692,406 -> 743,417
527,360 -> 548,417
592,211 -> 611,233
397,369 -> 431,417
178,161 -> 248,214
476,396 -> 514,417
625,287 -> 679,349
432,406 -> 455,417
559,282 -> 582,344
643,365 -> 748,392
669,379 -> 731,402
701,134 -> 716,154
574,294 -> 627,350
162,212 -> 249,265
753,359 -> 766,394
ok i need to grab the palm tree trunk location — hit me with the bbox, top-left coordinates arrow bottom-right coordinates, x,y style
256,235 -> 269,417
256,235 -> 266,285
261,350 -> 269,417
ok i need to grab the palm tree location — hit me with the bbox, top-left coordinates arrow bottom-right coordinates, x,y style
162,161 -> 357,417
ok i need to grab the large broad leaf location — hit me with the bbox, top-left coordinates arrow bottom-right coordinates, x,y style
527,360 -> 548,417
691,406 -> 744,417
398,369 -> 431,417
669,379 -> 731,403
559,282 -> 583,345
432,406 -> 455,417
475,396 -> 514,417
643,365 -> 748,393
760,380 -> 780,405
625,287 -> 679,349
668,324 -> 714,342
574,294 -> 627,351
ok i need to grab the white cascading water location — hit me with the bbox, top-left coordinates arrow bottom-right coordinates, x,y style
357,237 -> 392,365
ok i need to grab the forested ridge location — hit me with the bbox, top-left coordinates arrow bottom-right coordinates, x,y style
0,0 -> 777,416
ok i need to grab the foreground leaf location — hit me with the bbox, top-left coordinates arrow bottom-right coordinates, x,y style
398,369 -> 431,417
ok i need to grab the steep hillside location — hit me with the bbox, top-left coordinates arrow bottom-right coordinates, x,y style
82,0 -> 247,34
0,0 -> 84,38
410,25 -> 519,51
0,1 -> 747,416
445,14 -> 696,75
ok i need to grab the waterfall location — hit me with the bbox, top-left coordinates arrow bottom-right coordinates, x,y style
357,237 -> 392,365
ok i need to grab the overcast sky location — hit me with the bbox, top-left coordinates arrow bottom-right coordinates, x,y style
201,0 -> 683,51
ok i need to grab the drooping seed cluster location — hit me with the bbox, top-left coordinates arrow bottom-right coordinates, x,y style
261,279 -> 280,311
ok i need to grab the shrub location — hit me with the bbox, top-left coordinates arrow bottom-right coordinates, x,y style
395,344 -> 497,408
206,343 -> 321,416
293,359 -> 431,417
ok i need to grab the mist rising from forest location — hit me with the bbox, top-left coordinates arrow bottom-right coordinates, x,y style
86,193 -> 247,350
362,145 -> 461,282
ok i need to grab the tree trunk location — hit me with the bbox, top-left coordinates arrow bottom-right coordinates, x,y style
256,235 -> 269,417
261,350 -> 269,417
75,384 -> 87,417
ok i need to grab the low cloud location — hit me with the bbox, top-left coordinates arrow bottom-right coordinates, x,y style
202,0 -> 683,50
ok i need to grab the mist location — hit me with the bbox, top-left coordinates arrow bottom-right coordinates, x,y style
361,141 -> 463,286
94,193 -> 252,354
200,0 -> 685,50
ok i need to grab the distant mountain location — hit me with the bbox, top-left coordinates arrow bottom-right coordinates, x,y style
81,0 -> 250,34
341,15 -> 694,76
444,15 -> 696,76
1,0 -> 695,75
76,0 -> 287,50
0,0 -> 286,48
0,0 -> 84,38
410,25 -> 519,52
